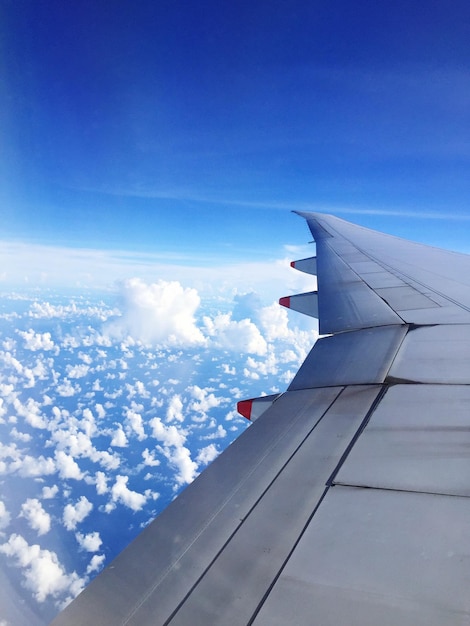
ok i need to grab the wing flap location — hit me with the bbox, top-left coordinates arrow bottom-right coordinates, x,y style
288,324 -> 407,390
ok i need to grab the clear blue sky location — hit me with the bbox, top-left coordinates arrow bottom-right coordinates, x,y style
2,0 -> 470,267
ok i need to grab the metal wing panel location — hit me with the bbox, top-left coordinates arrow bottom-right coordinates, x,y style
288,324 -> 407,390
252,486 -> 470,626
388,324 -> 470,383
296,211 -> 470,327
335,384 -> 470,497
314,238 -> 403,333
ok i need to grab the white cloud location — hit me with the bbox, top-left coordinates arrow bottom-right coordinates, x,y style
125,380 -> 149,399
28,300 -> 115,321
10,426 -> 32,442
124,408 -> 147,441
142,448 -> 160,467
166,394 -> 184,422
19,499 -> 51,536
9,453 -> 56,478
93,449 -> 120,471
55,451 -> 84,480
110,475 -> 147,512
17,330 -> 56,352
105,278 -> 206,346
0,533 -> 85,603
63,496 -> 93,531
149,417 -> 198,486
56,378 -> 79,397
0,501 -> 11,530
188,385 -> 222,415
196,444 -> 220,466
201,424 -> 227,440
94,471 -> 108,495
12,397 -> 48,429
203,313 -> 267,355
258,302 -> 293,341
95,403 -> 106,419
110,427 -> 128,447
66,364 -> 90,379
86,553 -> 105,575
42,485 -> 59,499
245,352 -> 278,377
149,417 -> 186,448
75,531 -> 102,552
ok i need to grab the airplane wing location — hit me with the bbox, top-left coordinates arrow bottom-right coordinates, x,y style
52,212 -> 470,625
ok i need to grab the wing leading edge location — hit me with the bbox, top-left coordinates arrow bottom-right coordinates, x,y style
52,213 -> 470,625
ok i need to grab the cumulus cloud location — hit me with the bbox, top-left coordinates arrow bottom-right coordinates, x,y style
52,426 -> 120,472
9,453 -> 56,478
75,531 -> 102,552
55,451 -> 84,480
95,403 -> 106,419
124,408 -> 147,441
110,426 -> 128,447
125,380 -> 149,399
203,313 -> 267,355
245,353 -> 278,377
12,397 -> 48,429
17,330 -> 56,351
28,300 -> 115,321
149,417 -> 198,486
66,364 -> 90,379
258,302 -> 293,341
56,378 -> 79,397
105,278 -> 205,346
0,500 -> 11,530
196,444 -> 220,466
166,394 -> 184,422
110,475 -> 147,512
63,496 -> 93,531
19,499 -> 51,536
86,553 -> 105,575
142,448 -> 160,467
188,385 -> 221,416
1,351 -> 38,388
42,485 -> 59,499
10,426 -> 32,442
94,471 -> 108,495
0,533 -> 85,603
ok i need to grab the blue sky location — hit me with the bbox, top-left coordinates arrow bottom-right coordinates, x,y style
2,0 -> 470,279
0,3 -> 469,622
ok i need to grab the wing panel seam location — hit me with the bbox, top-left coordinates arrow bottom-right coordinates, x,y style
122,388 -> 347,626
246,384 -> 386,625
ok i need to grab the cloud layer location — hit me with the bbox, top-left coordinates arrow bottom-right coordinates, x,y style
0,275 -> 318,623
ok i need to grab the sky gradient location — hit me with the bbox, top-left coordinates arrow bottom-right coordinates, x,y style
1,3 -> 470,622
2,0 -> 470,284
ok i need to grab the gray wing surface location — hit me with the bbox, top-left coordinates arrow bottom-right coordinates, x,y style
52,212 -> 470,625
